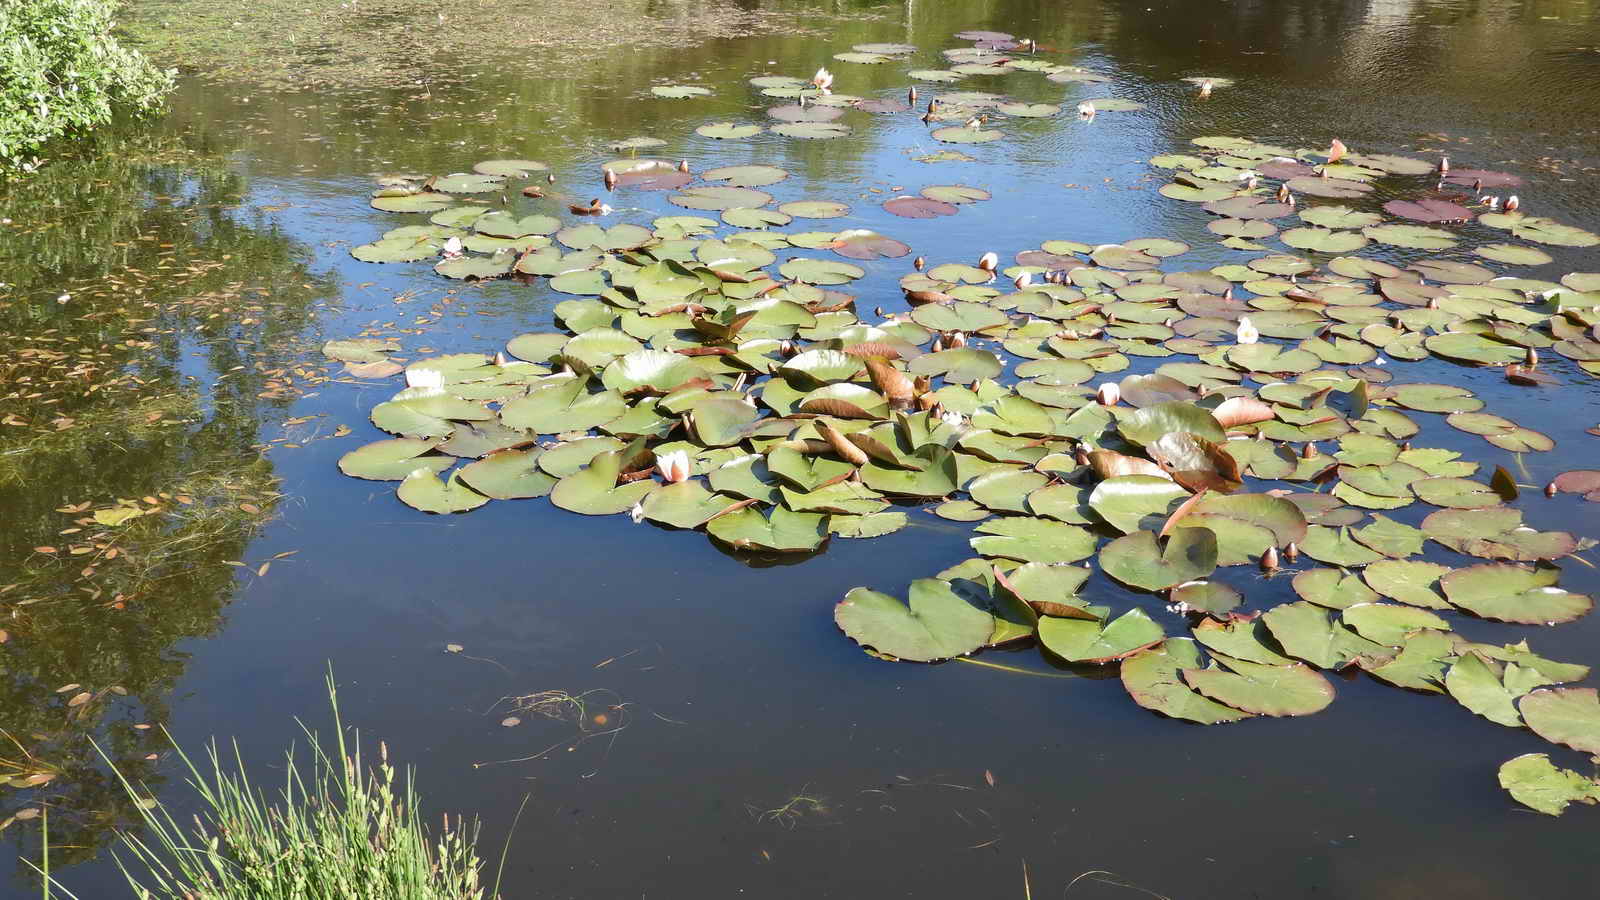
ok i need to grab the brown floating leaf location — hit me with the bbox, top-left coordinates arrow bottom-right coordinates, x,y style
864,357 -> 915,408
815,419 -> 870,466
1550,471 -> 1600,501
905,289 -> 957,306
1383,198 -> 1474,223
1211,396 -> 1276,428
1490,466 -> 1519,503
1089,450 -> 1172,481
884,196 -> 959,218
1505,364 -> 1558,386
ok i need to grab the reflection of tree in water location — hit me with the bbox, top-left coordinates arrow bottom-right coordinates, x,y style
0,130 -> 335,879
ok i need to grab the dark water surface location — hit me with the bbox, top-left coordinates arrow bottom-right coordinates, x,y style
5,0 -> 1600,897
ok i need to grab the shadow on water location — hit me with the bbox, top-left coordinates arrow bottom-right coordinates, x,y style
4,0 -> 1600,896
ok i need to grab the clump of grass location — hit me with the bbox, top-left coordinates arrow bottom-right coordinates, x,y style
87,672 -> 499,899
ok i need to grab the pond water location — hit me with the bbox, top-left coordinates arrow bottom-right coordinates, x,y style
5,0 -> 1600,896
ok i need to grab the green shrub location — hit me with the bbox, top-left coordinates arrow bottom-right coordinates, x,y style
0,0 -> 173,172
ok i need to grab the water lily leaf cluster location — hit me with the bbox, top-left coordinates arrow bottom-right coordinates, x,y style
333,28 -> 1600,820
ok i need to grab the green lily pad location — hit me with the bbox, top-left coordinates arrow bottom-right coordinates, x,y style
835,578 -> 993,662
1040,609 -> 1165,664
549,447 -> 657,516
1299,525 -> 1385,567
651,85 -> 711,99
1121,640 -> 1253,724
932,125 -> 1003,144
1421,507 -> 1579,561
772,121 -> 852,139
1498,754 -> 1600,816
1088,476 -> 1188,533
1341,602 -> 1450,646
969,470 -> 1051,514
1281,227 -> 1369,253
639,480 -> 738,528
431,173 -> 504,194
396,468 -> 490,514
1116,401 -> 1225,446
1183,656 -> 1335,717
1099,527 -> 1219,591
1360,629 -> 1454,693
908,348 -> 1004,384
779,258 -> 865,285
1362,224 -> 1457,250
1293,568 -> 1380,610
1193,618 -> 1294,665
339,438 -> 450,481
1446,651 -> 1549,727
1440,563 -> 1592,624
971,517 -> 1098,564
707,505 -> 829,552
1521,689 -> 1600,755
370,191 -> 456,213
501,378 -> 626,434
1262,601 -> 1388,668
1413,477 -> 1503,509
1362,559 -> 1453,610
696,122 -> 762,140
455,448 -> 557,500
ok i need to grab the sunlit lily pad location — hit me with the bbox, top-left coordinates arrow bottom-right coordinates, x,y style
1183,656 -> 1334,717
339,438 -> 451,481
1040,609 -> 1165,664
836,578 -> 992,662
1521,689 -> 1600,755
1362,224 -> 1458,250
1100,528 -> 1218,592
772,122 -> 852,139
932,125 -> 1003,144
1440,564 -> 1592,624
397,468 -> 490,514
651,85 -> 711,99
1122,640 -> 1252,724
1497,754 -> 1600,816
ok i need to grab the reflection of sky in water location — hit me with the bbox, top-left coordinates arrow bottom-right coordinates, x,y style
31,0 -> 1600,897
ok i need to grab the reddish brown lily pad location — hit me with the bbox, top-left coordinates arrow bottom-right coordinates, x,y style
1384,198 -> 1475,223
884,196 -> 959,218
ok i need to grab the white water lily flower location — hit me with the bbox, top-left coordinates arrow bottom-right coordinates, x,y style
441,236 -> 463,259
1013,270 -> 1032,289
1235,316 -> 1260,344
940,409 -> 966,429
406,367 -> 444,390
657,449 -> 691,483
629,500 -> 645,524
812,67 -> 833,90
1077,100 -> 1096,118
1095,382 -> 1121,406
977,251 -> 999,271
